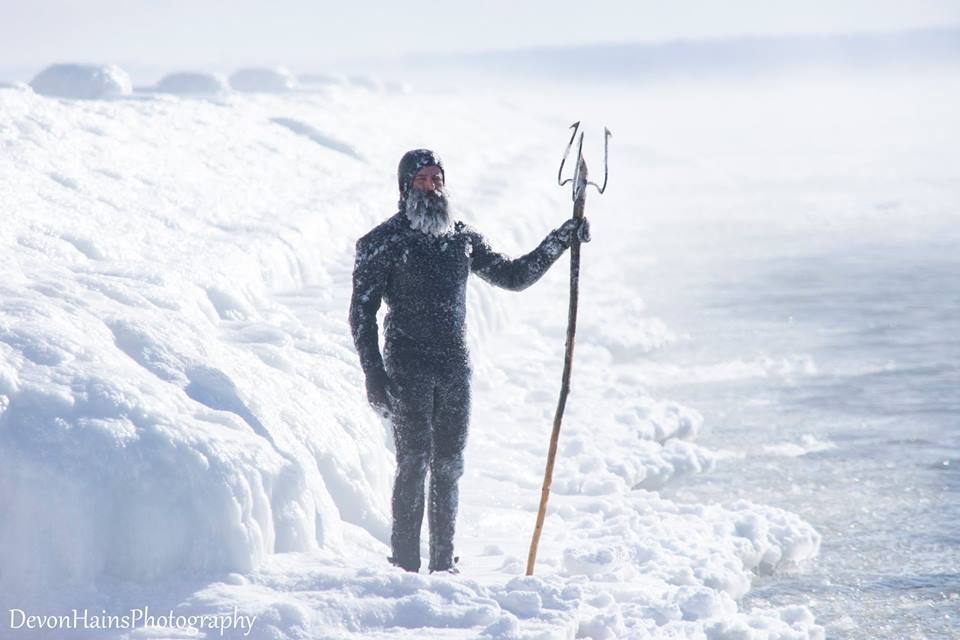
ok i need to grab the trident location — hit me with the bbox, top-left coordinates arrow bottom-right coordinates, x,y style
527,122 -> 611,576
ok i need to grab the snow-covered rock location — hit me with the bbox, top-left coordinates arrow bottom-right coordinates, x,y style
29,63 -> 132,99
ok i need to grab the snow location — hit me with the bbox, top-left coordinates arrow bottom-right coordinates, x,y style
229,67 -> 297,93
29,63 -> 132,99
347,75 -> 384,92
153,72 -> 230,95
270,117 -> 364,160
761,436 -> 836,458
0,70 -> 894,638
299,72 -> 347,87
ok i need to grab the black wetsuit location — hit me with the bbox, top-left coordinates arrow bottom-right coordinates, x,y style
349,211 -> 574,572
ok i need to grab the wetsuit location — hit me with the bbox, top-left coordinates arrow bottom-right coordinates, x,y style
349,211 -> 575,571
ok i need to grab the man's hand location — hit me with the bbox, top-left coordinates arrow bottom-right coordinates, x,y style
556,217 -> 591,246
365,369 -> 395,417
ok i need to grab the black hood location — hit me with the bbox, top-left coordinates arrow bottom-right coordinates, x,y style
397,149 -> 444,201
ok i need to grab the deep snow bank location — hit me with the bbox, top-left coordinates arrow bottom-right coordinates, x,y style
0,87 -> 393,604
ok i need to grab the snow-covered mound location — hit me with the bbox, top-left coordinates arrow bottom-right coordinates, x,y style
29,63 -> 132,99
0,80 -> 824,639
298,72 -> 347,87
347,74 -> 383,92
229,67 -> 296,93
154,71 -> 229,95
385,80 -> 414,95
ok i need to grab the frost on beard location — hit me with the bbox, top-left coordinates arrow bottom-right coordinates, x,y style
404,187 -> 454,237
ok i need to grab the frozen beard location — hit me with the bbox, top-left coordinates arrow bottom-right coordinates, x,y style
404,187 -> 453,236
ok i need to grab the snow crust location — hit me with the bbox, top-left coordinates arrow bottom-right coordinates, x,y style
0,81 -> 826,639
29,63 -> 132,99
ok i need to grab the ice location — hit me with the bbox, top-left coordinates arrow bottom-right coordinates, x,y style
29,63 -> 132,99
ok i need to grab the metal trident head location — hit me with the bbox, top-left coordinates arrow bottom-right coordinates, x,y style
558,121 -> 611,201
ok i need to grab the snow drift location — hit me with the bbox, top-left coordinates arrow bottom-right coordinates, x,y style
298,72 -> 347,87
153,71 -> 229,95
29,63 -> 132,99
229,67 -> 297,93
0,86 -> 392,606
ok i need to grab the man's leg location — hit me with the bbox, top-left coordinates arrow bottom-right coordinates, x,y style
427,365 -> 471,572
387,364 -> 434,572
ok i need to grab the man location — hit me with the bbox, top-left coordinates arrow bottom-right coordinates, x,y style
349,148 -> 589,573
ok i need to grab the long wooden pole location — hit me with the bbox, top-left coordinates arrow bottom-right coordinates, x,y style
526,159 -> 588,576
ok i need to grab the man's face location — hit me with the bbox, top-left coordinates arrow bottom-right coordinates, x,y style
403,164 -> 451,235
412,165 -> 444,194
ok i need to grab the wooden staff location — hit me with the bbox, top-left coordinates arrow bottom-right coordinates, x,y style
526,157 -> 588,576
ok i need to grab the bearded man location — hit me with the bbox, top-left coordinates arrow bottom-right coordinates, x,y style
349,148 -> 589,573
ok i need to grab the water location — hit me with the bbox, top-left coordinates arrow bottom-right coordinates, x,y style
645,239 -> 960,638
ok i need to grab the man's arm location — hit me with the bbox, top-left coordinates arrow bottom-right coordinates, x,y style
467,218 -> 589,292
349,234 -> 393,411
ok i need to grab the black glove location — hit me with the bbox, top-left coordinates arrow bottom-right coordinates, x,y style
556,217 -> 591,246
365,369 -> 396,416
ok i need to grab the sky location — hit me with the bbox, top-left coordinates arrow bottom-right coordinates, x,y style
2,0 -> 960,77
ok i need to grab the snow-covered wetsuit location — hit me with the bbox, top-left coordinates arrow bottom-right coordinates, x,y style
349,211 -> 575,572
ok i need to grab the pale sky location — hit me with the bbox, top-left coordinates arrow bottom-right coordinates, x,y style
2,0 -> 959,73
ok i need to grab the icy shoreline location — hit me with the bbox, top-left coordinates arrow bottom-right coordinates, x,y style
0,84 -> 823,638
